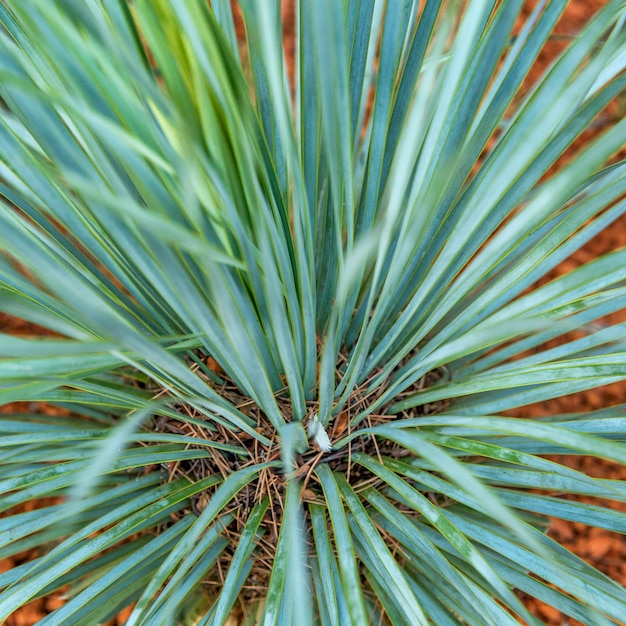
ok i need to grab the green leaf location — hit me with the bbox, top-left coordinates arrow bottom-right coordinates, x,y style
315,464 -> 369,625
209,499 -> 269,626
125,462 -> 275,626
336,474 -> 428,626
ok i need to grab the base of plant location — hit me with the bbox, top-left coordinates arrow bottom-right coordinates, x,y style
148,354 -> 449,607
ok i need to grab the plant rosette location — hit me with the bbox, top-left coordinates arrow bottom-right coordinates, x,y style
1,1 -> 626,625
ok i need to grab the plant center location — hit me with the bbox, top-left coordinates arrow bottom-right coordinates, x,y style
145,352 -> 448,608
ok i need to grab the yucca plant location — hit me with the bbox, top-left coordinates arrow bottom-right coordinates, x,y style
1,0 -> 626,624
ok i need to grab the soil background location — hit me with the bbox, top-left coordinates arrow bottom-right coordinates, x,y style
1,1 -> 625,625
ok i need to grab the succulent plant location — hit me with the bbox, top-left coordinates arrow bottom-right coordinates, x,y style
1,1 -> 626,624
